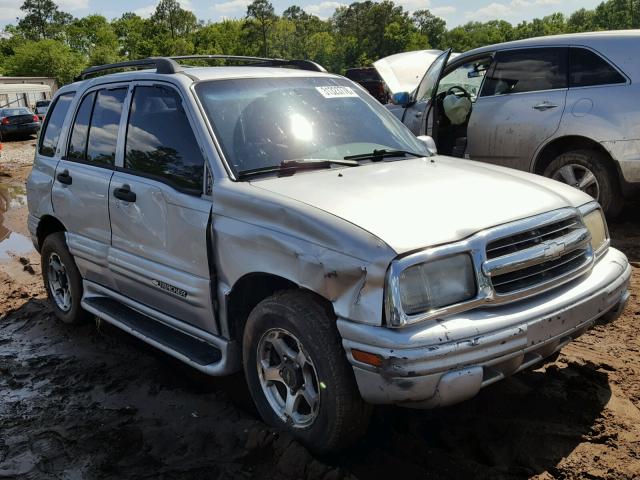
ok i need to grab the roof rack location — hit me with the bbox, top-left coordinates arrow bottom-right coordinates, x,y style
76,55 -> 326,81
169,55 -> 327,72
76,57 -> 182,81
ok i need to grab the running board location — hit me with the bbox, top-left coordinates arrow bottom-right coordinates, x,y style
82,296 -> 231,374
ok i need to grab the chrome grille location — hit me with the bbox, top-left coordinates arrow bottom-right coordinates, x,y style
484,215 -> 592,296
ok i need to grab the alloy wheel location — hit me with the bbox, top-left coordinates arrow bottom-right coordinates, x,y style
552,163 -> 600,201
256,328 -> 320,428
47,252 -> 72,312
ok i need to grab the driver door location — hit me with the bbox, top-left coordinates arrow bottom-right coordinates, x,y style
403,49 -> 451,135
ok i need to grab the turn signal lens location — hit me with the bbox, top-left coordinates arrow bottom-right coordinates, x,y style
352,349 -> 384,367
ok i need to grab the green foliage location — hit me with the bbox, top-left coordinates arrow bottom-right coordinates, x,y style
245,0 -> 276,56
4,39 -> 85,84
412,9 -> 445,49
66,15 -> 121,64
17,0 -> 72,40
1,0 -> 639,86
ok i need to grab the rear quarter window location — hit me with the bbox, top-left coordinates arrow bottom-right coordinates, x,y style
38,92 -> 75,157
569,47 -> 626,88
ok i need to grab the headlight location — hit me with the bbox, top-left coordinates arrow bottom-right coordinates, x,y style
396,254 -> 476,319
582,208 -> 609,255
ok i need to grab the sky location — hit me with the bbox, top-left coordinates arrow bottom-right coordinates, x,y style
0,0 -> 603,29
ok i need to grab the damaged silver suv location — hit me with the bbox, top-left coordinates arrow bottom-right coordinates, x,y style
26,56 -> 631,453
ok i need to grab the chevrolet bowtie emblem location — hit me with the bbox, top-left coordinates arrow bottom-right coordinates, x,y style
544,241 -> 566,258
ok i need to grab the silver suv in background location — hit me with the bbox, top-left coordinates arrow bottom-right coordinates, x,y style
386,31 -> 640,217
27,56 -> 630,453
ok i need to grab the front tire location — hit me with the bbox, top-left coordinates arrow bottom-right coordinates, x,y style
543,150 -> 623,218
41,232 -> 90,324
243,290 -> 371,454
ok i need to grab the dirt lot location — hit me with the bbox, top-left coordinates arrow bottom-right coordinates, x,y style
1,138 -> 639,479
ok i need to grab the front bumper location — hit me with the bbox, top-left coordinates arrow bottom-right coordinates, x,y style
338,247 -> 631,408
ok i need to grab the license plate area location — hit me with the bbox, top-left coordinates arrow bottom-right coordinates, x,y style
526,288 -> 620,347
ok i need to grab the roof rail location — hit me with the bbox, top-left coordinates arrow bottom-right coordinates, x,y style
169,55 -> 327,72
75,55 -> 326,82
75,57 -> 182,81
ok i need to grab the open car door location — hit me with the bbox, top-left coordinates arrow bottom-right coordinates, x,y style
402,49 -> 452,136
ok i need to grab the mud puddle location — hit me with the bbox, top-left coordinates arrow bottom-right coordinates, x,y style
0,182 -> 34,260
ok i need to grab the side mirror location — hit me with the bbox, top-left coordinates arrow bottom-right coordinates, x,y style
392,91 -> 411,107
417,135 -> 437,155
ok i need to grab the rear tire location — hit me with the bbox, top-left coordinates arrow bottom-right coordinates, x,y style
243,290 -> 371,454
41,232 -> 90,325
543,149 -> 623,218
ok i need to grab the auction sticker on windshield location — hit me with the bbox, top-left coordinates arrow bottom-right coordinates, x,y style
316,86 -> 359,98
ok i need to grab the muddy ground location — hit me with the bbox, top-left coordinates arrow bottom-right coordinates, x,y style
0,137 -> 639,479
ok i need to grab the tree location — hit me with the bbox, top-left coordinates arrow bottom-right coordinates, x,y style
412,9 -> 446,49
4,39 -> 85,84
194,20 -> 246,55
66,15 -> 120,65
112,13 -> 156,59
567,8 -> 597,32
151,0 -> 199,40
17,0 -> 73,40
245,0 -> 276,56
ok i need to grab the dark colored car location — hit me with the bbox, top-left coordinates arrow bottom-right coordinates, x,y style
35,100 -> 51,121
344,67 -> 389,103
0,107 -> 40,139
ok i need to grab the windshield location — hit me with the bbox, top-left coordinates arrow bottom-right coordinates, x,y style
196,77 -> 428,176
415,49 -> 451,102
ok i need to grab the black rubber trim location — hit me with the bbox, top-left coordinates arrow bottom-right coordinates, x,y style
85,297 -> 221,365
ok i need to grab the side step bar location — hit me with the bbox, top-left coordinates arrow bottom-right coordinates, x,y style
82,296 -> 236,375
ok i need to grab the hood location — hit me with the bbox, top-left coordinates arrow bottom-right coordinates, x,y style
374,50 -> 461,95
251,157 -> 592,254
373,50 -> 443,94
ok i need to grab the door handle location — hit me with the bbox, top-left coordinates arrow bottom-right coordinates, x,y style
56,170 -> 72,185
113,184 -> 136,203
414,112 -> 423,118
533,102 -> 559,111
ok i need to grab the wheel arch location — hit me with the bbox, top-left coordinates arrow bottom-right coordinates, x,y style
532,135 -> 622,181
225,272 -> 335,341
36,215 -> 66,252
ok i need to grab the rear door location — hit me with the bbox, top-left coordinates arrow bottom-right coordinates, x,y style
108,82 -> 215,332
29,91 -> 75,221
51,84 -> 128,288
466,47 -> 568,170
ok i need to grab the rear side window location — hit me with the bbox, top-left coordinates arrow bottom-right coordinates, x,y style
39,92 -> 74,157
67,91 -> 95,160
86,88 -> 127,166
124,85 -> 204,193
481,48 -> 568,96
569,47 -> 626,87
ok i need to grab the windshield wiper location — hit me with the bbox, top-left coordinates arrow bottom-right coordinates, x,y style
237,158 -> 359,179
344,149 -> 425,162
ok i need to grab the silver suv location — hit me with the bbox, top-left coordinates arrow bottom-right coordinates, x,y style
26,56 -> 631,453
387,31 -> 640,217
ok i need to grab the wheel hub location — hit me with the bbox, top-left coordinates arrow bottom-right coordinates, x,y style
280,360 -> 303,391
